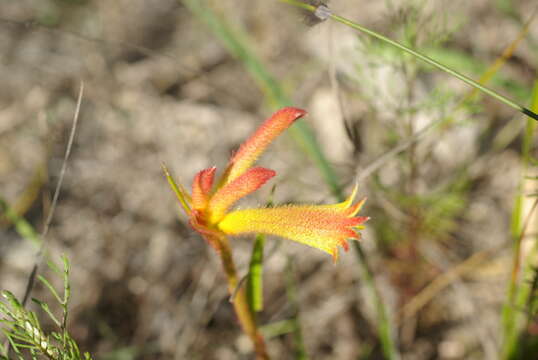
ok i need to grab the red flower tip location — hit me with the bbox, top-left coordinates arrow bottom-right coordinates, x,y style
192,167 -> 216,210
223,107 -> 307,184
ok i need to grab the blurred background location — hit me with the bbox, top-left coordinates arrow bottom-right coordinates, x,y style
1,0 -> 537,359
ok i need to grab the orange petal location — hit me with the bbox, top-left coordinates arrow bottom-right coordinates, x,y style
218,204 -> 368,262
191,167 -> 216,210
222,107 -> 306,184
208,167 -> 276,224
199,166 -> 216,195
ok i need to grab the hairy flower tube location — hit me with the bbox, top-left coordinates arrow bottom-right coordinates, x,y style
166,107 -> 368,262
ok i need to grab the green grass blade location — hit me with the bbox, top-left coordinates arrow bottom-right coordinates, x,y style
502,80 -> 538,359
279,0 -> 538,122
247,234 -> 265,313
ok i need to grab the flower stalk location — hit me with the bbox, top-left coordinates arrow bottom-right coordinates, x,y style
216,234 -> 269,359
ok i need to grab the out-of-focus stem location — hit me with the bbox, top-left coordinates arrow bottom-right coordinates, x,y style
211,235 -> 269,360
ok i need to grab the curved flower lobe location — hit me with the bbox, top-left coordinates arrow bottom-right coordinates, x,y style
208,167 -> 276,224
223,107 -> 306,184
191,167 -> 216,210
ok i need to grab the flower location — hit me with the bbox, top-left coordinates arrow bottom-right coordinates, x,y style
165,107 -> 368,262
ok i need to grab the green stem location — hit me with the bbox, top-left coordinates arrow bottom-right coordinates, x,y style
278,0 -> 538,121
215,235 -> 270,360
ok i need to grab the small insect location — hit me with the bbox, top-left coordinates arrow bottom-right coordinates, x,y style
302,0 -> 331,27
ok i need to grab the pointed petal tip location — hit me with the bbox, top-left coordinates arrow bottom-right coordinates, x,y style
341,186 -> 358,209
328,184 -> 361,211
348,197 -> 367,217
255,167 -> 277,178
349,182 -> 359,198
279,106 -> 307,120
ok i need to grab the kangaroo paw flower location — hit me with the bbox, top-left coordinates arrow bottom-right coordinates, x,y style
165,107 -> 368,262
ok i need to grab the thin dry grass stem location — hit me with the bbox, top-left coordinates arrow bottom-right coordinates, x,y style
19,81 -> 84,307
